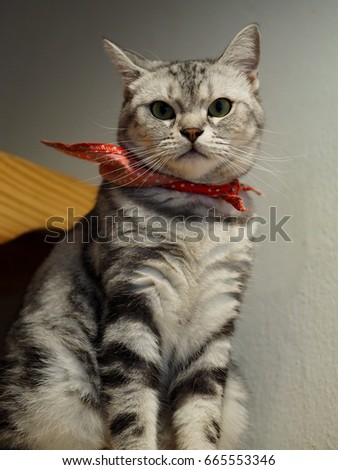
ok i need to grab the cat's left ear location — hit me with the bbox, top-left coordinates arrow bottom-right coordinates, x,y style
218,24 -> 260,88
103,38 -> 149,86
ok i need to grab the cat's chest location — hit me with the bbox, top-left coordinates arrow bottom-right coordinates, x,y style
129,219 -> 253,350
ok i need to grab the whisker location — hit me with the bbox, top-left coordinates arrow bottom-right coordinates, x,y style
100,149 -> 171,189
229,152 -> 288,175
75,148 -> 167,185
226,135 -> 307,159
260,128 -> 288,135
229,150 -> 298,198
226,158 -> 295,201
86,116 -> 127,132
218,140 -> 291,160
117,138 -> 167,145
231,146 -> 294,163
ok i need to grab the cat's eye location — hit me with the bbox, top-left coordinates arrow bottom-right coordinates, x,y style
150,101 -> 175,120
208,98 -> 232,118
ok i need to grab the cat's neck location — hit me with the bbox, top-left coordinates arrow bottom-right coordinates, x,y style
98,183 -> 255,220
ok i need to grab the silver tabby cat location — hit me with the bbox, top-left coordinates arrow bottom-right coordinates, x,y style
0,24 -> 264,449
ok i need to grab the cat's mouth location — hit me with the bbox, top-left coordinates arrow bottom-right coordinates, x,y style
131,146 -> 223,183
176,149 -> 209,160
131,149 -> 209,179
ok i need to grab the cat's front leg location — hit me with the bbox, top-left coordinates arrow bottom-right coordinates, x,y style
99,291 -> 161,449
169,337 -> 230,450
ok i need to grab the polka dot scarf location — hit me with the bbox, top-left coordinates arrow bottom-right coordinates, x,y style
42,141 -> 262,212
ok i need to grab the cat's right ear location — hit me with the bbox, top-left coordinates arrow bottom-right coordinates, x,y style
103,38 -> 146,86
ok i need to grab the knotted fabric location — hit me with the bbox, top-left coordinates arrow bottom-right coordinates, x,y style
42,141 -> 262,212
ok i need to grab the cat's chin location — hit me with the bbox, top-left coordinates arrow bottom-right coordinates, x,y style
164,152 -> 222,182
176,150 -> 209,161
163,162 -> 242,185
131,147 -> 245,184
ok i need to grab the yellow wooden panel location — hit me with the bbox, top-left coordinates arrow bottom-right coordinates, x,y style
0,151 -> 99,244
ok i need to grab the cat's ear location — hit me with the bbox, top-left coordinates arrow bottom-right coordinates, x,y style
103,38 -> 148,86
218,24 -> 260,85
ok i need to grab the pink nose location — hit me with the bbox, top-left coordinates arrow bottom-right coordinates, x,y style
180,128 -> 204,143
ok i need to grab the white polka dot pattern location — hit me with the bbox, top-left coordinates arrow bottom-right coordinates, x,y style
41,141 -> 262,212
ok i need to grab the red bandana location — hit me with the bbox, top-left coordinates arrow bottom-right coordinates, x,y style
42,141 -> 262,212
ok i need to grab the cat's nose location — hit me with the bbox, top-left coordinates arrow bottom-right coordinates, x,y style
180,128 -> 204,143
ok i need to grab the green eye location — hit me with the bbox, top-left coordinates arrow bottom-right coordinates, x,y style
150,101 -> 175,120
208,98 -> 232,118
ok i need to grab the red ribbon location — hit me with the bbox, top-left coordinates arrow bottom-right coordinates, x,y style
42,141 -> 262,212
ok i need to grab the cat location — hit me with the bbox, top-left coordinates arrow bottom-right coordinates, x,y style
0,24 -> 264,450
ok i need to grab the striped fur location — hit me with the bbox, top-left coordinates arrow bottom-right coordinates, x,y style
0,25 -> 263,449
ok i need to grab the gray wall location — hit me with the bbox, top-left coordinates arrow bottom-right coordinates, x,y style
1,0 -> 338,449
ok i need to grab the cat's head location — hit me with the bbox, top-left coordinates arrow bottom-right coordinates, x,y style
104,24 -> 263,185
